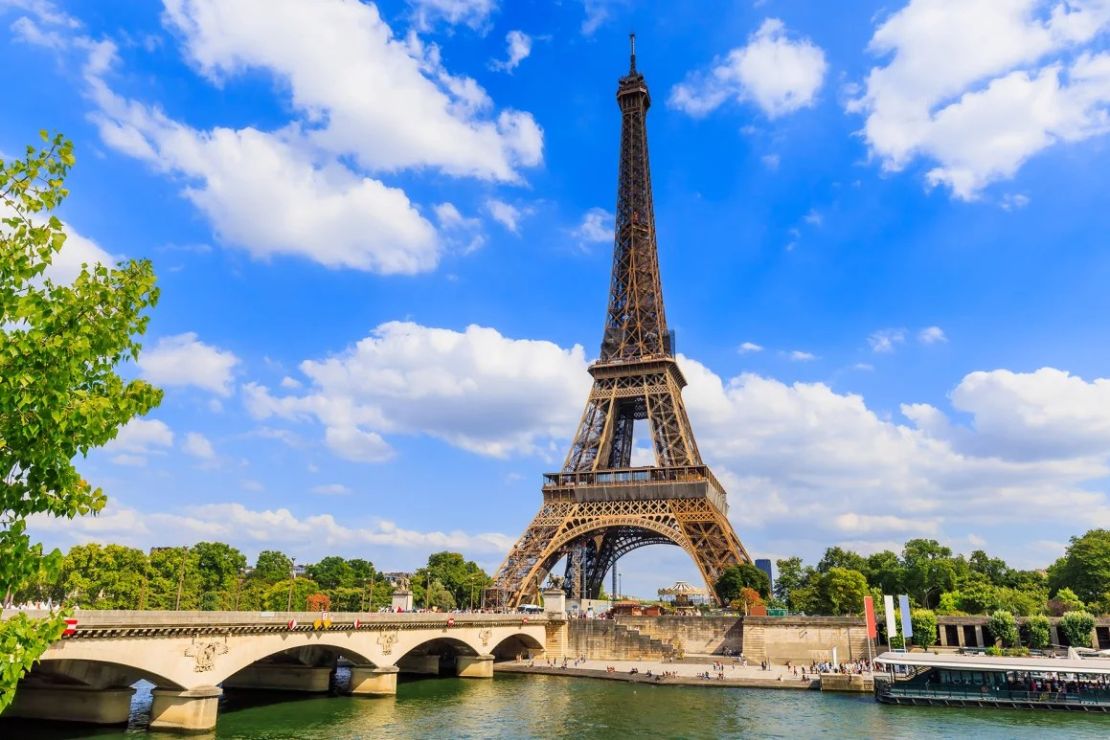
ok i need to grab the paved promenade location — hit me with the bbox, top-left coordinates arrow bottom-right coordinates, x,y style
496,657 -> 823,690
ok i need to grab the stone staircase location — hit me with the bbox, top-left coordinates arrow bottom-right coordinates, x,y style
566,620 -> 677,661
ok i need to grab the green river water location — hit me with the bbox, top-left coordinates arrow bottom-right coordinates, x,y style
9,671 -> 1110,739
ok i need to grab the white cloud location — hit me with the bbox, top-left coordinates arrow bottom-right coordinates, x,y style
90,96 -> 442,273
851,0 -> 1110,199
738,341 -> 764,354
761,153 -> 780,170
868,328 -> 907,353
804,209 -> 822,226
677,357 -> 1110,543
182,431 -> 215,460
787,350 -> 816,361
244,321 -> 591,460
311,483 -> 351,496
669,19 -> 827,118
918,326 -> 947,344
1001,193 -> 1031,210
138,332 -> 239,396
833,513 -> 939,535
929,367 -> 1110,461
491,30 -> 531,72
29,500 -> 515,558
485,198 -> 524,233
408,0 -> 497,31
580,0 -> 625,36
31,1 -> 545,274
103,418 -> 174,465
571,207 -> 613,245
162,0 -> 541,180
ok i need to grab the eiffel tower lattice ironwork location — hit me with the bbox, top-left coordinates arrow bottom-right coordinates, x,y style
486,37 -> 751,609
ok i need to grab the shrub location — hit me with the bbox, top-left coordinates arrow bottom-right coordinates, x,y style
1024,615 -> 1051,649
985,646 -> 1003,656
889,634 -> 905,650
1060,611 -> 1096,648
1004,647 -> 1030,657
988,610 -> 1019,647
910,609 -> 938,648
306,593 -> 330,612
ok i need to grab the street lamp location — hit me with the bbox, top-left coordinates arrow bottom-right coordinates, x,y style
286,557 -> 297,612
174,546 -> 190,610
233,568 -> 246,611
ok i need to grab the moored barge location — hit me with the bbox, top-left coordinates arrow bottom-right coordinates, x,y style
874,651 -> 1110,712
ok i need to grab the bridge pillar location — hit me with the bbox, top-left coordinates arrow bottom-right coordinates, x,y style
222,664 -> 333,692
348,665 -> 399,696
6,684 -> 135,725
397,654 -> 441,675
455,654 -> 494,678
149,686 -> 221,733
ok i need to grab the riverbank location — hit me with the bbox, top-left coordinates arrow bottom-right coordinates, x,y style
495,659 -> 821,690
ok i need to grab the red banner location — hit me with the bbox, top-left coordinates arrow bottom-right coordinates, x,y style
864,595 -> 877,639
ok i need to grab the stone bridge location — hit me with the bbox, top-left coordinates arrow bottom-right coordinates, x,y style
2,610 -> 559,732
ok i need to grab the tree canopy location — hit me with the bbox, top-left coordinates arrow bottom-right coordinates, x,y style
1,132 -> 161,711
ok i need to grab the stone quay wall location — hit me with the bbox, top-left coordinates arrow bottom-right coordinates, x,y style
570,615 -> 871,664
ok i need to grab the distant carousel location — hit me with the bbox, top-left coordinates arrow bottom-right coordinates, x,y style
657,581 -> 709,614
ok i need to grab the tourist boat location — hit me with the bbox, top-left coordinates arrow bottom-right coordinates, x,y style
874,651 -> 1110,711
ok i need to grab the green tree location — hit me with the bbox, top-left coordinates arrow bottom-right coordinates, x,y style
910,609 -> 938,648
992,586 -> 1044,617
413,552 -> 490,608
988,610 -> 1019,648
954,574 -> 997,614
1047,586 -> 1085,616
1024,615 -> 1051,649
145,547 -> 201,610
969,550 -> 1012,586
864,550 -> 904,594
264,578 -> 320,612
1048,530 -> 1110,605
425,579 -> 456,611
56,543 -> 148,609
773,556 -> 812,604
193,541 -> 247,610
1,133 -> 161,711
715,563 -> 771,603
902,539 -> 957,609
305,556 -> 354,591
817,546 -> 868,575
936,591 -> 962,615
816,568 -> 869,616
1059,611 -> 1096,648
252,550 -> 293,585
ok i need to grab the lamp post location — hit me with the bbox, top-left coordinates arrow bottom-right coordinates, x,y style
174,546 -> 190,610
286,557 -> 297,612
233,568 -> 246,611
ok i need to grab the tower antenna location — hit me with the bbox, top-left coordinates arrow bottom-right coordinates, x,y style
629,32 -> 637,73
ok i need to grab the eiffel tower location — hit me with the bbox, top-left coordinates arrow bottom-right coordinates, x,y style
486,36 -> 751,608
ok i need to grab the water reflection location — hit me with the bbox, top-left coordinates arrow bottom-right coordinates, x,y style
5,672 -> 1109,739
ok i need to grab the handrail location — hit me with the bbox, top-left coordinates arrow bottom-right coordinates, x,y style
543,465 -> 718,488
879,683 -> 1110,705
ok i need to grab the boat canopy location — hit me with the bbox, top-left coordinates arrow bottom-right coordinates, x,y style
875,651 -> 1110,676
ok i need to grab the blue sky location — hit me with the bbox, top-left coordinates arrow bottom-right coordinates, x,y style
4,0 -> 1110,597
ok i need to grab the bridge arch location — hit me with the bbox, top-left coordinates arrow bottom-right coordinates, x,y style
490,632 -> 545,661
28,656 -> 182,690
528,519 -> 699,599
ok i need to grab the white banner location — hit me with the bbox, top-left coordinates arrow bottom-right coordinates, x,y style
883,594 -> 898,644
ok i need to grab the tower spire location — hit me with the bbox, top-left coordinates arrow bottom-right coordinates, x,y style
604,33 -> 664,362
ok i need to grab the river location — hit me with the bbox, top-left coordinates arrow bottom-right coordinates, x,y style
11,671 -> 1110,739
